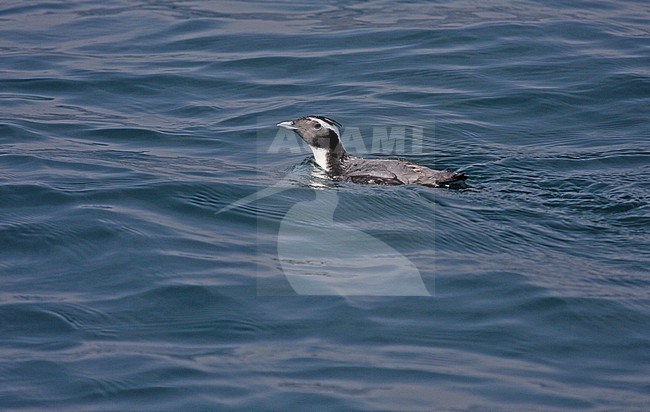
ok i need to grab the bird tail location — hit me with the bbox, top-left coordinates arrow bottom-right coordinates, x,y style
434,172 -> 468,188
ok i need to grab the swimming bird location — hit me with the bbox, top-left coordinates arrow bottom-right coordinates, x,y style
276,115 -> 467,188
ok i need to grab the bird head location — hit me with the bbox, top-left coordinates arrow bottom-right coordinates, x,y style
276,115 -> 343,152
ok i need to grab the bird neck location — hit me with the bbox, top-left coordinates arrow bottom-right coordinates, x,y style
310,143 -> 347,175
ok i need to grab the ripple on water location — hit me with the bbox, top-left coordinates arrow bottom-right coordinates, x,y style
1,0 -> 649,410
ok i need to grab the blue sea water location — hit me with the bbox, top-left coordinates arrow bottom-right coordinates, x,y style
1,0 -> 649,410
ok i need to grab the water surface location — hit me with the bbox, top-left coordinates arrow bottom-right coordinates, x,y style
1,0 -> 649,410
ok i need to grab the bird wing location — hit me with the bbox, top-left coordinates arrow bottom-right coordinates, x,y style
343,158 -> 466,187
342,158 -> 402,185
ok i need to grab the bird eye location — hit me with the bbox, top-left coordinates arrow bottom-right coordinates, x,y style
314,123 -> 321,129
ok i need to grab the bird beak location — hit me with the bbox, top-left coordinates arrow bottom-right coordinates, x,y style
276,120 -> 297,130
